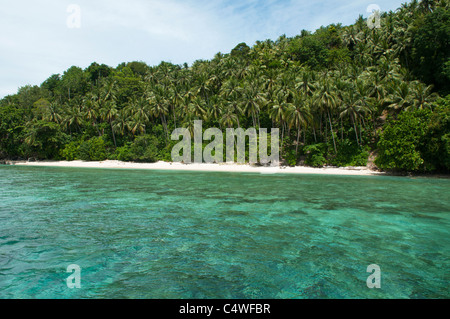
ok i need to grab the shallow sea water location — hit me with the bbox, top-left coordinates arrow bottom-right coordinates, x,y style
0,166 -> 448,298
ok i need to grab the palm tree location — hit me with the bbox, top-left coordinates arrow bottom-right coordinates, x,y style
342,25 -> 362,49
83,92 -> 101,136
419,0 -> 435,13
296,70 -> 316,97
113,108 -> 131,137
262,68 -> 279,100
147,87 -> 169,137
44,102 -> 63,124
127,96 -> 150,135
95,81 -> 119,146
220,109 -> 239,128
101,101 -> 118,147
386,81 -> 414,113
189,96 -> 207,120
340,87 -> 368,145
270,87 -> 293,150
391,19 -> 413,68
170,85 -> 184,128
409,82 -> 438,111
206,95 -> 224,127
287,92 -> 312,154
354,79 -> 374,139
193,70 -> 212,103
239,80 -> 266,128
314,79 -> 339,153
64,102 -> 84,134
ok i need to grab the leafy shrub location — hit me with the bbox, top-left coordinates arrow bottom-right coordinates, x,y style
78,137 -> 107,161
283,149 -> 298,167
304,143 -> 327,167
421,99 -> 450,171
350,148 -> 370,167
60,141 -> 80,161
158,143 -> 176,162
376,110 -> 430,171
23,120 -> 68,160
114,144 -> 133,161
128,135 -> 159,162
330,139 -> 369,167
376,102 -> 450,172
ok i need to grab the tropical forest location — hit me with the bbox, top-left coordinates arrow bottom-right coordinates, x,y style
1,0 -> 449,173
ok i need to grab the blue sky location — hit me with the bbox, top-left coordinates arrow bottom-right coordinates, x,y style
0,0 -> 407,98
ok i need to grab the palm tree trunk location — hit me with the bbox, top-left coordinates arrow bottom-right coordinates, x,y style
172,105 -> 177,128
359,119 -> 363,145
327,110 -> 337,153
93,121 -> 101,137
110,120 -> 117,148
161,115 -> 168,139
352,116 -> 359,146
319,116 -> 322,139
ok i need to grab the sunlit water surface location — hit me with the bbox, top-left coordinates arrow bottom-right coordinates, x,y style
0,166 -> 448,298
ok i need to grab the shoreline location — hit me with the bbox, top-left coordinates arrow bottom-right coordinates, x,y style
4,160 -> 386,176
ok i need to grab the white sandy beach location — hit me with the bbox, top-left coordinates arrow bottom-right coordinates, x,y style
12,160 -> 385,176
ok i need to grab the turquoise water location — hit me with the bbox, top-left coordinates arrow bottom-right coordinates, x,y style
0,166 -> 448,299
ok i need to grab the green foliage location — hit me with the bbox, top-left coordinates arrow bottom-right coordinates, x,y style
327,48 -> 351,67
0,104 -> 26,158
410,7 -> 450,94
78,137 -> 108,161
376,110 -> 431,171
280,136 -> 297,166
128,135 -> 159,162
16,85 -> 42,110
315,25 -> 342,49
60,66 -> 89,100
23,120 -> 67,159
330,139 -> 369,167
304,144 -> 327,167
114,144 -> 133,161
377,99 -> 450,172
421,96 -> 450,171
231,43 -> 250,59
60,141 -> 81,161
158,141 -> 177,162
288,36 -> 328,69
86,62 -> 112,84
112,67 -> 145,105
41,74 -> 61,97
441,133 -> 450,170
283,149 -> 298,167
126,61 -> 151,77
